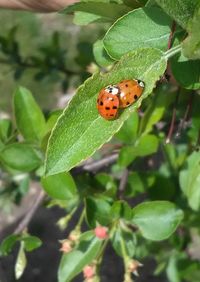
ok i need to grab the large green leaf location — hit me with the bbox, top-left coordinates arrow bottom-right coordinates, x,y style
14,87 -> 46,142
103,6 -> 172,60
179,152 -> 200,211
45,48 -> 167,176
155,0 -> 199,29
132,201 -> 183,241
58,231 -> 102,282
182,4 -> 200,60
41,172 -> 78,200
0,143 -> 42,172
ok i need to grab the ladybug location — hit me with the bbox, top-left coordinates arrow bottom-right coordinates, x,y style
97,79 -> 144,120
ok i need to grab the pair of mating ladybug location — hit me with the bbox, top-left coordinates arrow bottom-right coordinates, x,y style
97,79 -> 145,120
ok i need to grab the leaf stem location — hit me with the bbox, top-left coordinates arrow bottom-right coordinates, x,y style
164,45 -> 182,60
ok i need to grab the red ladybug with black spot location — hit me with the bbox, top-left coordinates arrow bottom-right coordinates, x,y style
97,79 -> 145,120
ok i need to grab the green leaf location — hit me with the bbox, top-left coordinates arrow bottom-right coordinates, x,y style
103,6 -> 172,60
45,48 -> 167,175
171,52 -> 200,90
119,134 -> 159,167
132,201 -> 184,241
140,84 -> 174,135
93,39 -> 115,67
58,231 -> 102,282
61,2 -> 131,25
15,242 -> 27,280
14,87 -> 46,142
22,235 -> 42,252
111,227 -> 136,258
0,119 -> 12,143
41,172 -> 78,200
182,5 -> 200,59
126,172 -> 145,197
0,143 -> 42,172
115,112 -> 139,144
155,0 -> 199,29
0,234 -> 20,256
179,151 -> 200,211
85,196 -> 112,227
110,201 -> 132,221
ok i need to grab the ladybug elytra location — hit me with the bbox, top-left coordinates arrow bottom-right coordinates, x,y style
97,79 -> 144,120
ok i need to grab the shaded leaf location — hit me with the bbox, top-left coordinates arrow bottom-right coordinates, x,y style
93,39 -> 114,67
41,172 -> 78,200
171,52 -> 200,90
0,235 -> 20,256
85,196 -> 112,228
155,0 -> 199,28
179,152 -> 200,211
61,2 -> 131,25
119,134 -> 159,167
182,4 -> 200,60
111,227 -> 136,258
0,143 -> 42,172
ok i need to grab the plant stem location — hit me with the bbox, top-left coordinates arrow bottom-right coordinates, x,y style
164,45 -> 182,60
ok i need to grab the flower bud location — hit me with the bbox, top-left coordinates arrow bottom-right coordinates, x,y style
59,240 -> 72,253
83,265 -> 96,279
94,226 -> 109,240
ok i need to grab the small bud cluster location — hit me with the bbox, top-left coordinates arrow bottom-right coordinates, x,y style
59,230 -> 80,253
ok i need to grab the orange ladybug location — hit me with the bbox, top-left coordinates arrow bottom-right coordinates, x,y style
97,79 -> 144,120
97,85 -> 120,120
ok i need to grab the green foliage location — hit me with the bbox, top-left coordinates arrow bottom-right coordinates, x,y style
14,87 -> 46,142
171,52 -> 200,90
179,151 -> 200,211
61,2 -> 132,25
104,6 -> 173,60
45,48 -> 167,175
58,231 -> 102,282
41,172 -> 78,201
93,39 -> 114,67
155,0 -> 199,28
182,4 -> 200,59
0,234 -> 42,256
1,1 -> 200,281
0,143 -> 42,172
132,201 -> 184,241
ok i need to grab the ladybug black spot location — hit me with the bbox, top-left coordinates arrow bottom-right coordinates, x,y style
134,95 -> 138,100
113,106 -> 117,109
125,84 -> 128,87
100,101 -> 103,106
110,114 -> 114,117
105,107 -> 110,110
126,101 -> 130,105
